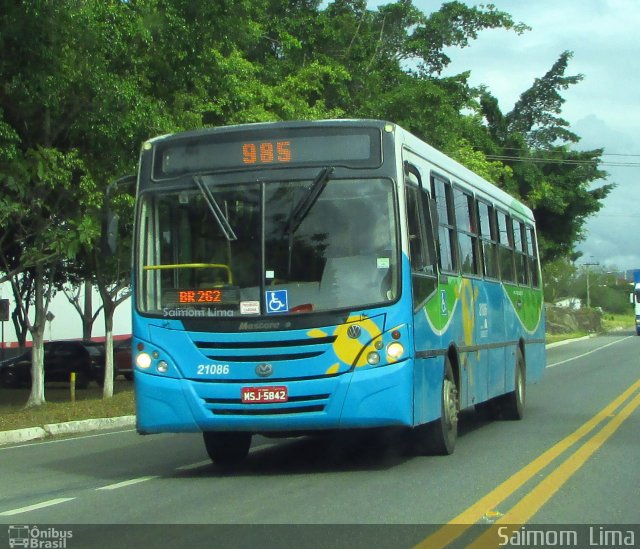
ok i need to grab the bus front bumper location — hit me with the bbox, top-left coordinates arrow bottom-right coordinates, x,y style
135,359 -> 415,434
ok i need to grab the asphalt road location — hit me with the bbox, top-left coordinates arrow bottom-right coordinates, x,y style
1,332 -> 639,549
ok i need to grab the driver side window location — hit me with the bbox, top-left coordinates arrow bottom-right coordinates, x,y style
406,179 -> 436,309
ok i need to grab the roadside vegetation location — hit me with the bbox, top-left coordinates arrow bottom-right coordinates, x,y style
0,2 -> 632,436
2,311 -> 634,434
0,380 -> 134,433
0,1 -> 613,411
602,312 -> 635,332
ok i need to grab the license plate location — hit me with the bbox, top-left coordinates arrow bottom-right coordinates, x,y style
241,386 -> 288,403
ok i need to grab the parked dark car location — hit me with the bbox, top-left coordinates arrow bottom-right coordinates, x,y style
0,341 -> 107,389
114,337 -> 133,380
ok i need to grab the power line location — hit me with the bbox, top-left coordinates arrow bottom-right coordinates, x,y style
494,146 -> 640,158
482,155 -> 640,168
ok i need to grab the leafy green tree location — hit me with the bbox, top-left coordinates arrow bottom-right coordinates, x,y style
478,52 -> 613,262
0,149 -> 98,406
0,0 -> 618,409
542,257 -> 579,303
0,1 -> 157,404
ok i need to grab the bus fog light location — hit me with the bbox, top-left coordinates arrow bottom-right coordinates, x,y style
157,360 -> 169,373
136,352 -> 152,369
367,352 -> 381,365
387,342 -> 404,360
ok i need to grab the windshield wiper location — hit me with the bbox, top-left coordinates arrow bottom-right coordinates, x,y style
283,167 -> 334,236
194,176 -> 237,241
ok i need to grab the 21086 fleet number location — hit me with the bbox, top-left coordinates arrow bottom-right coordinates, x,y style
197,364 -> 230,375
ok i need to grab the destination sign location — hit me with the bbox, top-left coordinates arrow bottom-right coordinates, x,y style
153,126 -> 381,178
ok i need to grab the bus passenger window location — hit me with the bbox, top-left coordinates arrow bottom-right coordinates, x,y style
432,176 -> 457,273
478,201 -> 498,279
513,219 -> 528,285
527,225 -> 541,287
497,210 -> 515,282
454,188 -> 479,275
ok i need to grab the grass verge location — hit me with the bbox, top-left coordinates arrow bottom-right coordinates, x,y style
601,312 -> 635,332
0,379 -> 134,432
545,332 -> 587,344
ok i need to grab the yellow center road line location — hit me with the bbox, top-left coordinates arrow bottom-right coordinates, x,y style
415,379 -> 640,549
469,390 -> 640,548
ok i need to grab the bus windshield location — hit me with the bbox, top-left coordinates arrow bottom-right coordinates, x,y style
137,176 -> 398,318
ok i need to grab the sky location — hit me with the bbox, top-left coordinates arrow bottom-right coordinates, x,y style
423,0 -> 640,275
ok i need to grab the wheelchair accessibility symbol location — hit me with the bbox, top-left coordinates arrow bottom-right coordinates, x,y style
266,290 -> 289,314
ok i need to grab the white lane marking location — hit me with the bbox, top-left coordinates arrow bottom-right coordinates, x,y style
96,476 -> 158,490
547,336 -> 633,368
175,460 -> 212,471
0,497 -> 76,516
0,429 -> 137,451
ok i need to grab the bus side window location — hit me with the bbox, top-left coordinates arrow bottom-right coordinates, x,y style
513,219 -> 528,285
453,187 -> 480,276
497,210 -> 515,282
526,225 -> 541,287
406,185 -> 427,270
431,175 -> 457,273
478,200 -> 498,279
405,182 -> 436,308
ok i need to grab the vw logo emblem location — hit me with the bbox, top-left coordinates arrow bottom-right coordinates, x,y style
256,363 -> 273,377
347,325 -> 361,339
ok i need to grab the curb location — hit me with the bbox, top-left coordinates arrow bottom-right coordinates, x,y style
546,334 -> 595,349
0,415 -> 136,447
0,427 -> 48,445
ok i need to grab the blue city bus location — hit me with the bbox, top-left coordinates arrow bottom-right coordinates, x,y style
129,119 -> 545,464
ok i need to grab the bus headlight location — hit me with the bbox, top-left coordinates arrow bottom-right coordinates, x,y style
386,342 -> 404,361
136,352 -> 152,370
157,360 -> 169,373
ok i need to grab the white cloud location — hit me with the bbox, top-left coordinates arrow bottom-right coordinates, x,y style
420,0 -> 640,271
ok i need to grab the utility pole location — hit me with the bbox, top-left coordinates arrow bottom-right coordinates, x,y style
583,261 -> 600,308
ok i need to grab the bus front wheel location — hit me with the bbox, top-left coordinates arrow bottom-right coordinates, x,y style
203,431 -> 252,466
412,357 -> 459,456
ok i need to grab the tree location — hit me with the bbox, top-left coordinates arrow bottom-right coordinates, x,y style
61,280 -> 101,343
0,0 -> 618,407
478,52 -> 613,262
0,1 -> 154,405
542,256 -> 579,304
0,149 -> 98,406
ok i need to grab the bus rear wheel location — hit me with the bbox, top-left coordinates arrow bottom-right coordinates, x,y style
203,431 -> 252,466
497,349 -> 525,420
